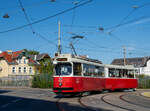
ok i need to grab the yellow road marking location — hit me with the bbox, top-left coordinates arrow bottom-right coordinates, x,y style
142,92 -> 150,98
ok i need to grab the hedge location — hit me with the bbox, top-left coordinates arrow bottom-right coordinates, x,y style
32,73 -> 53,88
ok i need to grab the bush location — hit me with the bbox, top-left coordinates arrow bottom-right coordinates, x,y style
32,73 -> 53,88
137,74 -> 150,89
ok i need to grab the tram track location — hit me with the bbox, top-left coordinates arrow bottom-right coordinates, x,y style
55,91 -> 150,111
56,95 -> 97,111
99,91 -> 150,111
120,91 -> 150,109
101,93 -> 135,111
78,96 -> 98,111
55,92 -> 132,111
55,92 -> 135,111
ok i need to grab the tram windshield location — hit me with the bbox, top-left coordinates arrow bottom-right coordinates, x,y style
55,63 -> 72,76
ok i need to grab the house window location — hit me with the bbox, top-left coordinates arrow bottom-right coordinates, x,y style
24,67 -> 27,73
29,67 -> 32,73
12,67 -> 15,73
18,67 -> 21,73
24,58 -> 26,64
18,59 -> 21,64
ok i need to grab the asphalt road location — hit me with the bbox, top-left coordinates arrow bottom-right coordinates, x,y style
0,88 -> 150,111
0,88 -> 59,111
81,90 -> 150,111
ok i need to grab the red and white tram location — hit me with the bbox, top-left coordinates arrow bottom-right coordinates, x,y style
53,54 -> 138,95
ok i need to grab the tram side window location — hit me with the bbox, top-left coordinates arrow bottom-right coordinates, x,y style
73,63 -> 82,76
108,68 -> 135,78
121,69 -> 134,78
122,69 -> 128,78
109,68 -> 116,77
115,69 -> 120,77
95,66 -> 104,77
128,70 -> 134,78
83,64 -> 90,76
94,67 -> 99,77
89,65 -> 95,76
115,69 -> 127,78
83,64 -> 104,77
83,64 -> 94,76
118,69 -> 123,77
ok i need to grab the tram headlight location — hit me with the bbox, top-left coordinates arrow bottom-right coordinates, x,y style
59,82 -> 62,87
53,61 -> 57,65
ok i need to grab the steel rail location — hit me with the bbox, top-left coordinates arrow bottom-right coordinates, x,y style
120,92 -> 150,109
101,93 -> 135,111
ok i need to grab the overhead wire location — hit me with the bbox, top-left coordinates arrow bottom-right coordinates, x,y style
62,16 -> 149,31
106,32 -> 124,44
63,31 -> 123,52
108,9 -> 137,33
67,0 -> 78,44
4,0 -> 150,57
0,0 -> 50,18
61,1 -> 150,32
77,35 -> 143,56
138,1 -> 150,9
71,2 -> 76,31
108,1 -> 150,33
70,0 -> 90,27
17,0 -> 94,55
4,0 -> 148,36
34,32 -> 57,47
0,0 -> 93,34
18,0 -> 35,34
62,18 -> 150,53
82,36 -> 118,50
63,44 -> 121,54
105,16 -> 148,30
57,0 -> 88,5
104,1 -> 150,49
0,0 -> 50,10
62,24 -> 98,29
18,0 -> 57,47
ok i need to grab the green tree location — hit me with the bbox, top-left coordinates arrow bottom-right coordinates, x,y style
24,49 -> 39,55
38,57 -> 54,75
29,51 -> 54,88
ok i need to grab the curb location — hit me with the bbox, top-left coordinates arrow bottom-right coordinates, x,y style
141,92 -> 150,98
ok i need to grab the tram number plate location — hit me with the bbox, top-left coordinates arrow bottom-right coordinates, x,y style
58,77 -> 62,82
76,78 -> 79,84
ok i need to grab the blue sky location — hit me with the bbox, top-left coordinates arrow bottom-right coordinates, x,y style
0,0 -> 150,64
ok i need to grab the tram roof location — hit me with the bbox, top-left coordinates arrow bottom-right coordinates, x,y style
54,54 -> 135,70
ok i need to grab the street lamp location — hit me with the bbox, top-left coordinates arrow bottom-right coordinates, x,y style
3,13 -> 10,18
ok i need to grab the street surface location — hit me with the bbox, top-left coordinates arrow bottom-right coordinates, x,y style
0,88 -> 150,111
0,88 -> 58,111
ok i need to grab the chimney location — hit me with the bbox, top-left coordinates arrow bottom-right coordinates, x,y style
34,55 -> 37,60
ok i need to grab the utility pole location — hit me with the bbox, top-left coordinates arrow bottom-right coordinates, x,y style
58,21 -> 61,54
123,46 -> 126,66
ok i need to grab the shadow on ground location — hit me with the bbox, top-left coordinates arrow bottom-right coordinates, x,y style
55,95 -> 113,111
0,89 -> 114,111
0,89 -> 11,94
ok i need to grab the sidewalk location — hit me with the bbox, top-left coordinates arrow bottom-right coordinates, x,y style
141,92 -> 150,98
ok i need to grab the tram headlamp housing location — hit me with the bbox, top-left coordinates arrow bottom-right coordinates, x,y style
53,61 -> 57,65
59,83 -> 62,87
